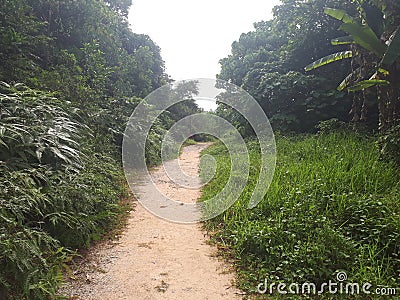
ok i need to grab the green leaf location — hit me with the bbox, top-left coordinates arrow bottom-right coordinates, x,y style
381,26 -> 400,66
347,79 -> 389,92
325,8 -> 355,24
378,68 -> 389,76
369,69 -> 390,80
331,36 -> 354,45
50,147 -> 71,164
361,2 -> 385,37
0,137 -> 9,149
337,67 -> 363,91
339,23 -> 386,57
304,51 -> 353,71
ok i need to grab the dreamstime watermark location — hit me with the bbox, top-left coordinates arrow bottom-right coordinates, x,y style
122,78 -> 276,223
257,272 -> 397,296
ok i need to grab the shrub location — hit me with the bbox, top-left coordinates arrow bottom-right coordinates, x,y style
316,118 -> 350,134
0,83 -> 125,298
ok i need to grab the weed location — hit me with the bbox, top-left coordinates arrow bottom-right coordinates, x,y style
200,133 -> 400,298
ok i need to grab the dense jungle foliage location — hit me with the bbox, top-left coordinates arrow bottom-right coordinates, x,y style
1,0 -> 399,298
218,0 -> 399,138
0,0 -> 203,298
205,0 -> 400,298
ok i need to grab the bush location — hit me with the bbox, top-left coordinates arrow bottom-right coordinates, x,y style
316,118 -> 350,134
0,83 -> 125,298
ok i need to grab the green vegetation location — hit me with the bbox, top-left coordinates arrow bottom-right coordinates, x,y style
0,0 -> 204,298
305,3 -> 400,132
0,83 -> 127,298
200,133 -> 400,298
1,0 -> 399,298
0,0 -> 203,296
208,0 -> 400,297
218,0 -> 358,133
217,0 -> 399,160
213,2 -> 400,295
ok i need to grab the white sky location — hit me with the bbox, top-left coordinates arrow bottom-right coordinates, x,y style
128,0 -> 281,81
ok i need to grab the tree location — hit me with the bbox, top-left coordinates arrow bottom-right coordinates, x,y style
0,0 -> 50,81
218,0 -> 356,133
0,1 -> 171,297
305,0 -> 400,131
104,0 -> 132,17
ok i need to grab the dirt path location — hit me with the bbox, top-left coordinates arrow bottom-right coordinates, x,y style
61,143 -> 242,299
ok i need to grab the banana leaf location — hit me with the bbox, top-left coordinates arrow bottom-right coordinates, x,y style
381,26 -> 400,66
304,51 -> 353,71
339,23 -> 386,57
361,2 -> 385,37
347,79 -> 389,92
331,36 -> 354,45
325,8 -> 355,24
337,67 -> 363,91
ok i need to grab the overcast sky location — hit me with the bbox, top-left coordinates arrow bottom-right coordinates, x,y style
128,0 -> 281,81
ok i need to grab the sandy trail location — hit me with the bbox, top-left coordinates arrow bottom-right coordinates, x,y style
61,143 -> 242,299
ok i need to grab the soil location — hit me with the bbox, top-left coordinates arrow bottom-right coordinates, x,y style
59,143 -> 243,299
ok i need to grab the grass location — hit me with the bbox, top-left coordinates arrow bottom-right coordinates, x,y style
200,132 -> 400,299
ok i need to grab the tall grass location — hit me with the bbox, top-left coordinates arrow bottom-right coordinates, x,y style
200,133 -> 400,298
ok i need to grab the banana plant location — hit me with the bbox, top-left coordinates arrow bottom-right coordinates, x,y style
304,0 -> 400,130
305,5 -> 400,92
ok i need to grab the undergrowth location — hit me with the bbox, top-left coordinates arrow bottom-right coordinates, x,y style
0,83 -> 127,299
200,133 -> 400,299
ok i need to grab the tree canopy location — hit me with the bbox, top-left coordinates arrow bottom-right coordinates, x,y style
217,0 -> 386,133
305,0 -> 400,131
0,1 -> 186,298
